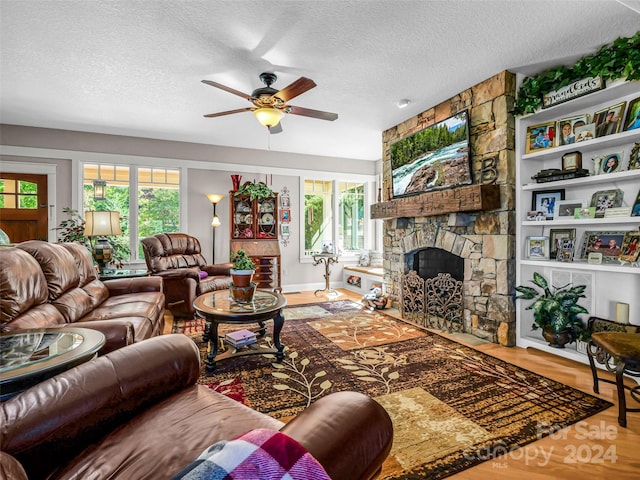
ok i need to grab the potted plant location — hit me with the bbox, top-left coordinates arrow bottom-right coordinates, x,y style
234,181 -> 273,201
229,249 -> 256,303
515,272 -> 589,348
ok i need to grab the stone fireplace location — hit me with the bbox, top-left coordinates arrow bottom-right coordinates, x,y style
373,71 -> 516,346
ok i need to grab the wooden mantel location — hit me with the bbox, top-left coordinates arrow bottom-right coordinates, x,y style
370,184 -> 500,220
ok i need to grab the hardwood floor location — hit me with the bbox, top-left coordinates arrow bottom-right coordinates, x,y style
168,288 -> 640,479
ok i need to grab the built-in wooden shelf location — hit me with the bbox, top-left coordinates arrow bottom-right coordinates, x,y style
370,184 -> 501,220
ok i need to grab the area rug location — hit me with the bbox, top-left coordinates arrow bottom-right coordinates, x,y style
173,300 -> 612,480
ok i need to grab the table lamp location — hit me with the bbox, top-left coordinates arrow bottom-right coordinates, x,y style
84,210 -> 122,274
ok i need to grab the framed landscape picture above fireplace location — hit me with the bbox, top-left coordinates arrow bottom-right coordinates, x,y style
390,110 -> 471,198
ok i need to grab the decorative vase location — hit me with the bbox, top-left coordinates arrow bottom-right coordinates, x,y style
230,276 -> 256,303
542,326 -> 572,348
231,175 -> 242,191
230,269 -> 254,287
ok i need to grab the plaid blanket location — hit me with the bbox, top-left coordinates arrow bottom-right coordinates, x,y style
171,429 -> 331,480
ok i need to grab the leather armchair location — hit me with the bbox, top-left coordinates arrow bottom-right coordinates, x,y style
0,334 -> 394,480
141,233 -> 232,317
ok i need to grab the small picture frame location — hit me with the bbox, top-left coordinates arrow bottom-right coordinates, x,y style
561,151 -> 582,171
280,224 -> 290,236
574,123 -> 596,142
557,115 -> 589,146
526,210 -> 546,221
526,236 -> 549,260
597,152 -> 623,175
632,189 -> 640,217
554,199 -> 586,219
580,231 -> 626,260
531,189 -> 565,220
574,206 -> 596,219
587,252 -> 603,265
550,228 -> 576,259
526,121 -> 556,153
624,96 -> 640,131
628,142 -> 640,170
590,189 -> 624,218
556,239 -> 576,263
619,231 -> 640,263
280,195 -> 290,208
593,101 -> 626,137
280,209 -> 291,223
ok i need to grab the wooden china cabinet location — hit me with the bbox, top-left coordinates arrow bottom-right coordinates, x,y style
230,189 -> 281,289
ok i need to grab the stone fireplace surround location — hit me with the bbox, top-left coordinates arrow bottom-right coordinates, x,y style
378,71 -> 516,346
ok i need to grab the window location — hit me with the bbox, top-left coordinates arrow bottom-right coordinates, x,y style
303,179 -> 368,258
0,178 -> 38,209
83,163 -> 180,262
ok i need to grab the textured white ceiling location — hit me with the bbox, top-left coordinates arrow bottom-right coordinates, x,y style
1,0 -> 639,161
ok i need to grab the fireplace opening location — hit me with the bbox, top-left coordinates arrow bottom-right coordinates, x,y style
405,247 -> 464,282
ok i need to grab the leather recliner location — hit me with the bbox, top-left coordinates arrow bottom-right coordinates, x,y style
141,233 -> 232,317
0,334 -> 394,480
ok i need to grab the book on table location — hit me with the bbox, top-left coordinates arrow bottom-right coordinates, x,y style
225,329 -> 257,347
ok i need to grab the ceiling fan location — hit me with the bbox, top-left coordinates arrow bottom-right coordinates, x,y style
202,72 -> 338,134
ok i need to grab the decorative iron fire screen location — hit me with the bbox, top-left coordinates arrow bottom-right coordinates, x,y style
401,271 -> 463,333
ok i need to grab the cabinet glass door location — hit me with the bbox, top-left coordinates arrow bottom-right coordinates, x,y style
257,196 -> 278,239
232,195 -> 254,239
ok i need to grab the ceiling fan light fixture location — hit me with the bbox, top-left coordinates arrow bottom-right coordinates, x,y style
254,107 -> 284,128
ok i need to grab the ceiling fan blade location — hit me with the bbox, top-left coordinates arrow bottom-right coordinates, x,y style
288,105 -> 338,121
268,123 -> 283,134
201,80 -> 253,101
275,77 -> 316,102
203,107 -> 254,118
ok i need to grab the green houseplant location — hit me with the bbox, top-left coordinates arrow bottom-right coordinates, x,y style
229,250 -> 256,303
234,181 -> 274,201
515,272 -> 589,348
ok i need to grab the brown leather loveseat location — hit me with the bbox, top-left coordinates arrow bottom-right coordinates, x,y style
141,233 -> 232,317
0,241 -> 165,354
0,334 -> 394,480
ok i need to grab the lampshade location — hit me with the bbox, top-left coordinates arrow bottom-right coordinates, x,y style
254,107 -> 284,128
211,215 -> 221,227
84,211 -> 123,237
206,193 -> 224,204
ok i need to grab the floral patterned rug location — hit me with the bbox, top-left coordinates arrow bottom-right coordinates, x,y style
173,300 -> 611,480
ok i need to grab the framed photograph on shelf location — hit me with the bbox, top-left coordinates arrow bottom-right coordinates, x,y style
620,231 -> 640,263
554,199 -> 586,219
596,151 -> 623,175
561,151 -> 582,170
632,189 -> 640,217
579,231 -> 627,260
574,206 -> 596,219
624,96 -> 640,131
526,236 -> 549,260
526,121 -> 556,153
574,123 -> 596,142
590,189 -> 623,218
550,228 -> 576,259
556,239 -> 576,263
531,189 -> 565,220
526,210 -> 546,221
557,115 -> 589,146
628,142 -> 640,170
593,101 -> 626,137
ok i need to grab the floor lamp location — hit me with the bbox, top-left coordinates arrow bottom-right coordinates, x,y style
206,194 -> 224,263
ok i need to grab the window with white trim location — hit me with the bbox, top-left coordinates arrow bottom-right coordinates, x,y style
302,179 -> 367,258
83,163 -> 180,261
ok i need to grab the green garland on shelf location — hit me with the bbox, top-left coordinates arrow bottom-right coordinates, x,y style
514,31 -> 640,116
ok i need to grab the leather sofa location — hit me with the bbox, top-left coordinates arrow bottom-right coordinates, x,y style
0,241 -> 165,354
0,334 -> 394,480
141,233 -> 232,317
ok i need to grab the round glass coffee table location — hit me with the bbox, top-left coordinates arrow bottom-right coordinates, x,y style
193,289 -> 287,371
0,327 -> 105,400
